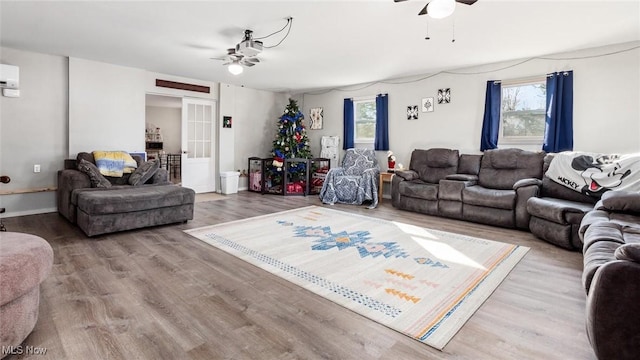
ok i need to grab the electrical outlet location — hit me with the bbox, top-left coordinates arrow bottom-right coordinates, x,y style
34,164 -> 41,173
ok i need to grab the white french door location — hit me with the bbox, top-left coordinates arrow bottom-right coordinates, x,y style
181,98 -> 216,193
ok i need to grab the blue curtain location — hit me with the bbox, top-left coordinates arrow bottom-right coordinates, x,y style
480,81 -> 501,151
343,98 -> 354,150
374,94 -> 389,151
543,71 -> 574,153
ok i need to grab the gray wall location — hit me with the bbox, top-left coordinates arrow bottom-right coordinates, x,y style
0,47 -> 68,216
297,42 -> 640,168
233,86 -> 289,173
69,57 -> 146,156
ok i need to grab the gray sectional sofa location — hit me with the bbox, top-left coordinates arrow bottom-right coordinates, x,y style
392,147 -> 640,360
578,191 -> 640,360
57,152 -> 195,237
392,148 -> 545,230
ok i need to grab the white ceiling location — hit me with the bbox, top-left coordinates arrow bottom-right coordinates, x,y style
1,0 -> 639,93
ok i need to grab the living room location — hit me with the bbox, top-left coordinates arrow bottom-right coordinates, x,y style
1,1 -> 639,359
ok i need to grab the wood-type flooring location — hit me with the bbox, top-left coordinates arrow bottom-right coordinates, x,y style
1,192 -> 595,359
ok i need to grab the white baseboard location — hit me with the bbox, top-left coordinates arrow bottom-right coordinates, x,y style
2,207 -> 57,218
238,186 -> 248,191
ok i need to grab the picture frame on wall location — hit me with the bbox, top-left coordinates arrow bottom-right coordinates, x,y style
309,107 -> 323,129
407,105 -> 419,120
421,97 -> 434,112
438,88 -> 451,104
223,116 -> 232,128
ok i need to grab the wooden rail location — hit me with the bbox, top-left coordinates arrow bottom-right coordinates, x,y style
0,187 -> 57,195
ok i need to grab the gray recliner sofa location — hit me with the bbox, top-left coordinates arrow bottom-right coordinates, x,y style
57,152 -> 195,237
461,148 -> 545,229
392,148 -> 545,230
578,191 -> 640,360
391,148 -> 460,216
527,154 -> 597,250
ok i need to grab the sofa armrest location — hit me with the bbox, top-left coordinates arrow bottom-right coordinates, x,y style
514,179 -> 542,229
585,260 -> 640,359
513,178 -> 542,190
615,243 -> 640,263
395,170 -> 419,181
445,174 -> 478,182
57,169 -> 91,223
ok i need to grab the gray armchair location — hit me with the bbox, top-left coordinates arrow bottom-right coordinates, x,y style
318,148 -> 380,208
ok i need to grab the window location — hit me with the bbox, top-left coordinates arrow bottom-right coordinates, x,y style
499,78 -> 546,144
354,98 -> 376,143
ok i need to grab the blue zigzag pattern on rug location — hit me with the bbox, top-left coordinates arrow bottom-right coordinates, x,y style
284,224 -> 410,259
205,233 -> 403,318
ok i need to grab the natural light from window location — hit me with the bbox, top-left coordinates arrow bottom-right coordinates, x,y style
391,221 -> 486,270
354,99 -> 376,143
500,79 -> 546,144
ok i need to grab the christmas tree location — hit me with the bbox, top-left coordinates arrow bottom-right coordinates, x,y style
268,98 -> 311,192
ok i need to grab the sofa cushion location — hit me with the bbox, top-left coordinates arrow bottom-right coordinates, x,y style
76,152 -> 95,166
615,243 -> 640,263
600,191 -> 640,214
458,154 -> 482,175
527,197 -> 594,224
409,148 -> 459,184
583,237 -> 621,293
463,186 -> 515,210
76,185 -> 195,215
77,159 -> 112,188
399,180 -> 438,201
129,159 -> 160,186
478,149 -> 545,190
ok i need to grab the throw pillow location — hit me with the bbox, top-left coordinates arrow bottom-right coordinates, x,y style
77,159 -> 112,188
128,159 -> 159,186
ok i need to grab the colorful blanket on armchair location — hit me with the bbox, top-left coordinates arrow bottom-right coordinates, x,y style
546,151 -> 640,197
92,150 -> 138,177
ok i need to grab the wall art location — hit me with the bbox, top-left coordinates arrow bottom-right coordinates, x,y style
438,88 -> 451,104
407,105 -> 419,120
223,116 -> 232,128
309,107 -> 323,129
422,97 -> 434,112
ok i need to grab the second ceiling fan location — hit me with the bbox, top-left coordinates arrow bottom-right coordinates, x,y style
394,0 -> 478,19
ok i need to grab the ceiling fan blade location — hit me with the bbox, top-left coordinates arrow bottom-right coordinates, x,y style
394,0 -> 409,2
456,0 -> 477,5
242,61 -> 256,67
418,4 -> 428,15
245,57 -> 260,63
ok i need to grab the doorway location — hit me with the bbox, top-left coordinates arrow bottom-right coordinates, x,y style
145,94 -> 183,184
145,94 -> 218,193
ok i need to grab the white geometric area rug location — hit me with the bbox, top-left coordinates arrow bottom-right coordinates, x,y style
185,206 -> 529,350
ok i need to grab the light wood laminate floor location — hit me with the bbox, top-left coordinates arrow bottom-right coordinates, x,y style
2,192 -> 595,359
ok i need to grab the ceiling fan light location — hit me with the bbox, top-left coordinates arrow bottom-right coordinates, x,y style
228,62 -> 243,75
428,0 -> 456,19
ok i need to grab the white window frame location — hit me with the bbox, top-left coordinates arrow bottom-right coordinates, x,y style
499,77 -> 546,145
353,97 -> 376,144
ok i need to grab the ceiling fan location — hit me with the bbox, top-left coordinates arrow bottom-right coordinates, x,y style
212,30 -> 263,75
394,0 -> 478,19
221,47 -> 260,75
